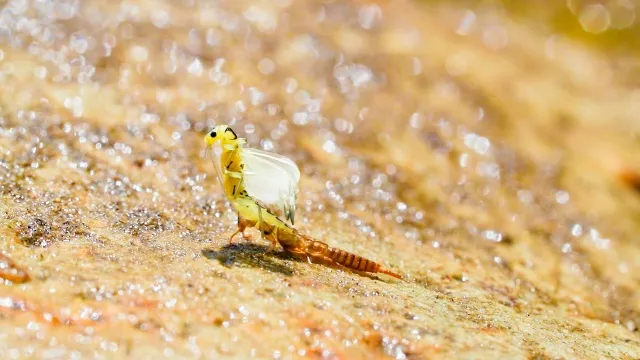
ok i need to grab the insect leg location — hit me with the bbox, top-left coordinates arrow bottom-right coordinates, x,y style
265,227 -> 279,253
229,215 -> 253,244
256,202 -> 266,241
229,228 -> 241,244
224,170 -> 243,179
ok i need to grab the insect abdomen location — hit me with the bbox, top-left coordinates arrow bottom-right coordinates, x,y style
285,234 -> 402,279
327,247 -> 379,272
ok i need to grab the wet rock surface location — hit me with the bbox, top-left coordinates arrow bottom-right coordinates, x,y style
1,0 -> 640,358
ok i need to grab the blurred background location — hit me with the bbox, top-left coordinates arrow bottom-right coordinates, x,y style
1,0 -> 640,358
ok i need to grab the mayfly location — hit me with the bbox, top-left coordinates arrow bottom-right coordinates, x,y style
204,125 -> 401,279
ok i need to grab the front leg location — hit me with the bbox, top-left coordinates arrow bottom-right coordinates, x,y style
229,216 -> 252,244
223,170 -> 243,179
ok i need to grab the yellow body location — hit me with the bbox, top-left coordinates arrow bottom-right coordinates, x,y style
204,125 -> 246,202
205,125 -> 297,248
204,125 -> 401,279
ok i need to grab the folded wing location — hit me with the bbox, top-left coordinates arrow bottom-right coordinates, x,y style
241,148 -> 300,224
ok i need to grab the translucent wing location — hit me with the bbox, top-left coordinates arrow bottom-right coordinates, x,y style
242,147 -> 300,224
206,143 -> 227,198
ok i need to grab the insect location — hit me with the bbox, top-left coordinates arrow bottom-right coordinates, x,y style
204,125 -> 401,279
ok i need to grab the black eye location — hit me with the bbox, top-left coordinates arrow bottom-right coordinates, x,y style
209,131 -> 216,137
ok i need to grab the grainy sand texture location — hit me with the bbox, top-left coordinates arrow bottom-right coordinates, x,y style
1,0 -> 640,359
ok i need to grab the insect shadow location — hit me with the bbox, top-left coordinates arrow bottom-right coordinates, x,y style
202,243 -> 295,276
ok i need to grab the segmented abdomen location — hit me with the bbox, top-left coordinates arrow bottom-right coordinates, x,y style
327,247 -> 379,273
288,234 -> 402,279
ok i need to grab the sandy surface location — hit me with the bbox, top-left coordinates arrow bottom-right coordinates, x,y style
1,0 -> 640,359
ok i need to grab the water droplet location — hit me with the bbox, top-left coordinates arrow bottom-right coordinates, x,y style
482,229 -> 503,242
63,96 -> 84,117
478,162 -> 500,179
322,140 -> 337,154
518,190 -> 533,205
151,10 -> 171,28
609,1 -> 636,29
130,45 -> 148,62
482,26 -> 508,50
266,104 -> 279,116
334,118 -> 353,133
358,4 -> 382,30
409,113 -> 422,129
284,78 -> 298,93
579,4 -> 611,34
70,33 -> 88,54
261,139 -> 274,151
411,57 -> 422,75
292,112 -> 308,125
248,87 -> 264,105
571,224 -> 583,237
458,153 -> 469,168
334,63 -> 373,88
33,66 -> 47,79
243,5 -> 277,33
188,59 -> 203,76
626,320 -> 637,332
258,58 -> 275,75
206,28 -> 221,46
456,10 -> 477,35
235,100 -> 246,113
619,262 -> 629,274
555,190 -> 570,204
